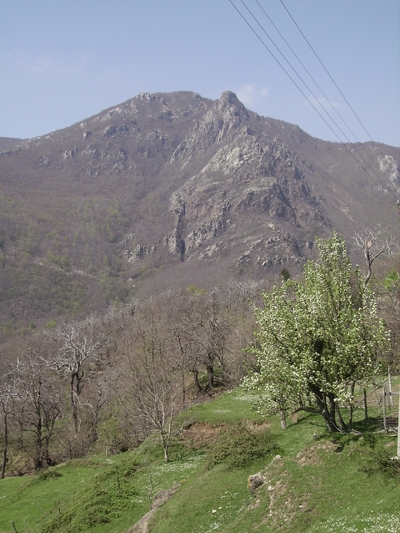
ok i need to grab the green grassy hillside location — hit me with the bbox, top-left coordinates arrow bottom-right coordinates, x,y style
1,389 -> 399,533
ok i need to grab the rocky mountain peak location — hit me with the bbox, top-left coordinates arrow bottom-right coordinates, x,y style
171,91 -> 252,160
216,90 -> 249,118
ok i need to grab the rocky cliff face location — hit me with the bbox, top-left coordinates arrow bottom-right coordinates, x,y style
0,90 -> 398,333
164,92 -> 327,272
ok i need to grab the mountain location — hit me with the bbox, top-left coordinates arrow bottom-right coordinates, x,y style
0,90 -> 399,337
0,137 -> 22,150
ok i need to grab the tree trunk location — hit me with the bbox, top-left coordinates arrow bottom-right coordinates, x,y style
70,377 -> 78,433
70,375 -> 81,434
323,412 -> 338,432
349,381 -> 355,428
336,404 -> 347,432
161,434 -> 169,462
43,433 -> 54,467
325,394 -> 339,432
34,419 -> 44,470
163,445 -> 169,462
206,358 -> 214,391
1,414 -> 8,479
388,367 -> 393,407
193,371 -> 203,394
364,389 -> 368,420
34,456 -> 43,471
383,385 -> 387,433
279,411 -> 287,430
309,384 -> 339,432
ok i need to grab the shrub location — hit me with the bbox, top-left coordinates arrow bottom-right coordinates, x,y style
40,462 -> 140,532
361,447 -> 400,479
37,469 -> 62,481
206,423 -> 278,469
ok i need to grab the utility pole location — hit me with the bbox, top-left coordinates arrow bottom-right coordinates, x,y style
396,192 -> 399,456
397,385 -> 400,459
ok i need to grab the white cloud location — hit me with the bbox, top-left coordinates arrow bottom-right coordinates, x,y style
236,83 -> 269,108
32,54 -> 90,76
8,49 -> 90,77
30,56 -> 55,74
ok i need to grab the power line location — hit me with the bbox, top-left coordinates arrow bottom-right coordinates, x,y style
254,0 -> 360,144
253,0 -> 388,179
239,0 -> 384,182
279,0 -> 388,161
278,0 -> 395,200
255,0 -> 396,200
228,0 -> 396,203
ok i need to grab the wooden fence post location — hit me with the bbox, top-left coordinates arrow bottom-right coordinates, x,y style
383,385 -> 387,433
363,389 -> 368,420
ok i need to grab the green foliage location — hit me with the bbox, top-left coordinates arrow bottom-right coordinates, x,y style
184,389 -> 263,425
1,393 -> 400,533
186,284 -> 206,295
206,423 -> 278,469
280,267 -> 290,281
45,318 -> 58,330
37,469 -> 62,481
360,438 -> 400,479
40,462 -> 141,532
383,268 -> 400,291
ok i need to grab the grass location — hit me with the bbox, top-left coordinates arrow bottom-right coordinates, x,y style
182,389 -> 265,425
149,463 -> 257,533
0,388 -> 399,533
0,464 -> 103,533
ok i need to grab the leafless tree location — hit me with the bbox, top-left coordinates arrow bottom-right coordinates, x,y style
186,290 -> 232,393
379,264 -> 400,370
152,288 -> 248,394
80,364 -> 121,449
353,225 -> 397,284
0,368 -> 18,478
45,315 -> 105,434
119,300 -> 188,462
13,347 -> 63,470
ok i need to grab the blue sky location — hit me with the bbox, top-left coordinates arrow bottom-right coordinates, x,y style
1,0 -> 399,146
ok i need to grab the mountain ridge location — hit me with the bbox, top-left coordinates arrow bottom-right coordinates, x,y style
0,90 -> 399,337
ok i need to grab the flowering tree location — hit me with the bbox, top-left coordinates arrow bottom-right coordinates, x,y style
244,232 -> 390,432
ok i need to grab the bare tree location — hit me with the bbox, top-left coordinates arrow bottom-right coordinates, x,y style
80,365 -> 120,448
354,225 -> 397,284
120,300 -> 188,462
13,348 -> 62,470
157,288 -> 243,394
187,290 -> 232,393
0,368 -> 18,478
46,315 -> 104,434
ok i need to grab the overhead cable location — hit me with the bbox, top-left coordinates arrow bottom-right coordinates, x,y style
239,0 -> 393,198
258,0 -> 394,198
228,0 -> 396,203
279,0 -> 391,164
254,0 -> 387,178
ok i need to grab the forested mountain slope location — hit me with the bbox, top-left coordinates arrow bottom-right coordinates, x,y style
0,90 -> 398,337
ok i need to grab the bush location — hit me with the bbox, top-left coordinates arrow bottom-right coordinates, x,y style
37,468 -> 62,481
40,462 -> 140,532
361,447 -> 400,479
206,423 -> 278,469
